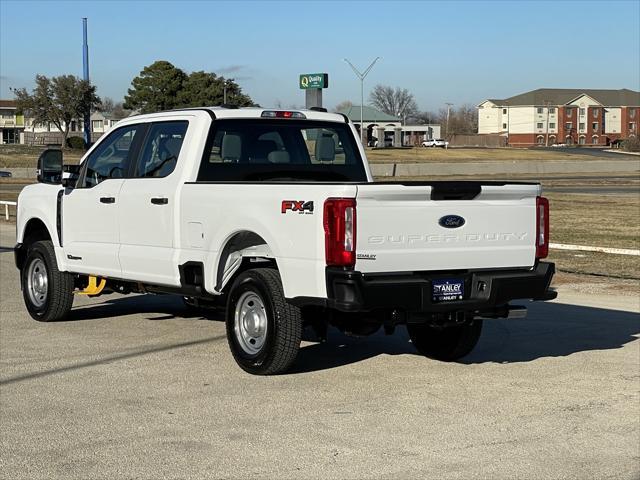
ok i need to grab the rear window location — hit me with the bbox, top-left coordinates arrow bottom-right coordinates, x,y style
197,119 -> 367,182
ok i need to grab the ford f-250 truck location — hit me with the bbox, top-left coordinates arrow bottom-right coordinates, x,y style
15,107 -> 556,374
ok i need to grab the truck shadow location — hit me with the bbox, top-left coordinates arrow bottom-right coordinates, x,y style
67,294 -> 223,322
65,295 -> 639,372
292,301 -> 640,373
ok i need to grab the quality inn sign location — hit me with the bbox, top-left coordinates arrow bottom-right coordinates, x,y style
299,73 -> 329,89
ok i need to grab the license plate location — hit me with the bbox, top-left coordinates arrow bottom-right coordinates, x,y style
432,278 -> 464,302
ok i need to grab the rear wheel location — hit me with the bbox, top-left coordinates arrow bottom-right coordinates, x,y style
226,268 -> 302,375
21,240 -> 74,322
407,319 -> 482,361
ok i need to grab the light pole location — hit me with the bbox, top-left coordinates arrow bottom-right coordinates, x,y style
445,102 -> 453,138
344,57 -> 380,143
223,79 -> 230,104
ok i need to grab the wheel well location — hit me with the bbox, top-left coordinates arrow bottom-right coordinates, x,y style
216,231 -> 277,293
23,218 -> 52,245
16,218 -> 52,270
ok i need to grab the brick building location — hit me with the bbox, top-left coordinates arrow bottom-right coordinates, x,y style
478,88 -> 639,146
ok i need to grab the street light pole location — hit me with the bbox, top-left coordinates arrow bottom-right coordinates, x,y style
445,102 -> 453,138
344,57 -> 380,144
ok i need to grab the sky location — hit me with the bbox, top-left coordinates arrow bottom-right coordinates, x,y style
1,0 -> 639,112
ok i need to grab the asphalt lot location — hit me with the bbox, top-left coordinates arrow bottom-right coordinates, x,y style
0,225 -> 639,479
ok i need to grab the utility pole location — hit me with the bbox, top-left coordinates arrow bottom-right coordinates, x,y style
445,102 -> 453,138
344,57 -> 380,144
223,79 -> 229,104
82,18 -> 91,149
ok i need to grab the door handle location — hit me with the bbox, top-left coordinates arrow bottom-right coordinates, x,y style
151,197 -> 169,205
100,197 -> 116,204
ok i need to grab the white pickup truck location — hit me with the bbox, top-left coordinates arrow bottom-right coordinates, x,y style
15,107 -> 556,374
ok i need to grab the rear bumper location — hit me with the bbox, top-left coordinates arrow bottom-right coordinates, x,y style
319,261 -> 556,313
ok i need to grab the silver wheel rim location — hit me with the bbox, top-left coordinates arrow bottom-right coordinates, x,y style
234,291 -> 268,356
27,258 -> 48,308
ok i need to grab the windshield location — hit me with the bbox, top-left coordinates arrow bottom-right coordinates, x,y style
197,119 -> 367,182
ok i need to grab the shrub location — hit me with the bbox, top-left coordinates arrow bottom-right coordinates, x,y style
623,136 -> 640,152
66,136 -> 85,150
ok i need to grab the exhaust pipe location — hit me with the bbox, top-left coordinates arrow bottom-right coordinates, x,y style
479,305 -> 527,320
506,305 -> 527,319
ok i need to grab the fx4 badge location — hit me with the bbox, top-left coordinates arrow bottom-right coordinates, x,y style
281,200 -> 314,214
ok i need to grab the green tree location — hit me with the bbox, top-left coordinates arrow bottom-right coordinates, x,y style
177,70 -> 254,107
176,71 -> 224,107
14,74 -> 101,148
123,60 -> 187,113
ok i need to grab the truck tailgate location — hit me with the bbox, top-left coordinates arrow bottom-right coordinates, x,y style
355,182 -> 541,273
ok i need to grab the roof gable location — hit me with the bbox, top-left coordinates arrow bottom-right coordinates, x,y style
567,94 -> 602,106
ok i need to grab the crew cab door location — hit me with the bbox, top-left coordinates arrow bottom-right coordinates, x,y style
117,120 -> 189,286
62,124 -> 142,277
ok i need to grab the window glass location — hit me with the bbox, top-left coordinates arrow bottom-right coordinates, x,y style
549,122 -> 556,129
549,107 -> 556,114
199,119 -> 366,182
135,121 -> 188,178
537,122 -> 543,129
80,125 -> 138,188
537,107 -> 544,114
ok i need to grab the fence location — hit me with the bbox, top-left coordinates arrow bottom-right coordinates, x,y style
23,131 -> 104,146
1,200 -> 16,221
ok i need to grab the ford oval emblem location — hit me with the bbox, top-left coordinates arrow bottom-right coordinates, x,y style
439,215 -> 465,229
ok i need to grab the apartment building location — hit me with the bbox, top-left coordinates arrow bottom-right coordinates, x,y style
0,100 -> 25,144
478,88 -> 640,146
0,99 -> 127,145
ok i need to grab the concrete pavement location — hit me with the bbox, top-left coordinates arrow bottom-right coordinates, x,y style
0,224 -> 638,479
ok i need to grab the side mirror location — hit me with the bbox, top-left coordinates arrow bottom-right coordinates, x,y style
36,149 -> 63,184
62,164 -> 81,189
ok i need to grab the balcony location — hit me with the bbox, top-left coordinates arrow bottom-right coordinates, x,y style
0,118 -> 25,127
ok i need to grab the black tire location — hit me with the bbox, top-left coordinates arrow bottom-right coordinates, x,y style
407,319 -> 483,361
225,268 -> 302,375
21,240 -> 74,322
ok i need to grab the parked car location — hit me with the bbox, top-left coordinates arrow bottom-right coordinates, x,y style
15,107 -> 555,375
0,171 -> 12,178
422,138 -> 449,148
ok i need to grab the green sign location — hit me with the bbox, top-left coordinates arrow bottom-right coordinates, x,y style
299,73 -> 328,89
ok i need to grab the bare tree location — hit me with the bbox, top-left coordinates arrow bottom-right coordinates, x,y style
334,100 -> 353,112
99,97 -> 131,119
369,85 -> 418,121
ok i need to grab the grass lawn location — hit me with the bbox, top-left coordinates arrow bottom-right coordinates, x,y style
0,145 -> 83,168
0,144 -> 629,168
365,146 -> 619,163
1,172 -> 638,279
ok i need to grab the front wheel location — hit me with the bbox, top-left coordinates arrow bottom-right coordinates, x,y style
21,240 -> 74,322
226,268 -> 302,375
407,319 -> 482,361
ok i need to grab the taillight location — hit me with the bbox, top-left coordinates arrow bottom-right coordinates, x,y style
536,196 -> 549,259
323,198 -> 357,267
